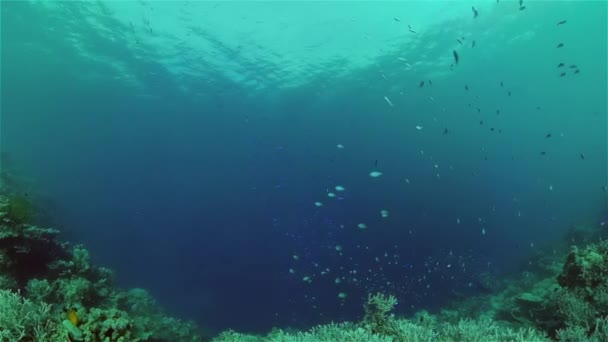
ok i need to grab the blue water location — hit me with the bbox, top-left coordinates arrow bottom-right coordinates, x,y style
2,0 -> 606,335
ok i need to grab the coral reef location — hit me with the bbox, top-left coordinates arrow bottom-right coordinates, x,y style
0,194 -> 204,341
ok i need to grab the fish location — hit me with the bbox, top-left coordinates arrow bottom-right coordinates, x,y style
443,128 -> 449,135
500,81 -> 504,87
557,43 -> 564,48
472,6 -> 479,18
480,120 -> 484,125
408,25 -> 417,33
580,153 -> 585,160
507,91 -> 512,96
557,20 -> 567,25
540,151 -> 546,155
384,96 -> 394,107
496,109 -> 500,115
574,69 -> 580,74
419,80 -> 425,88
560,72 -> 567,77
557,63 -> 565,68
428,80 -> 433,86
453,50 -> 459,64
472,40 -> 476,48
464,84 -> 469,91
457,39 -> 463,45
393,17 -> 401,22
545,133 -> 552,138
569,64 -> 577,69
519,5 -> 526,10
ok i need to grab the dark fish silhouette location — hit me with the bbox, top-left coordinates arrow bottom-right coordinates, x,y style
557,63 -> 565,68
393,17 -> 401,22
419,80 -> 425,88
453,50 -> 459,64
472,40 -> 476,48
574,69 -> 580,74
557,20 -> 567,25
472,6 -> 479,18
557,43 -> 564,48
560,72 -> 567,77
443,128 -> 449,135
569,64 -> 577,69
464,84 -> 469,90
540,151 -> 546,155
507,91 -> 512,96
519,5 -> 526,10
428,80 -> 433,86
480,120 -> 484,125
546,133 -> 552,138
490,127 -> 495,131
457,39 -> 463,45
496,109 -> 500,115
580,153 -> 585,160
500,81 -> 504,87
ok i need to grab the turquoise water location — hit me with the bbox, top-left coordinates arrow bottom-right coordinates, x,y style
2,0 -> 606,335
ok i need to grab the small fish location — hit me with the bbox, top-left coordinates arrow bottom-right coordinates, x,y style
519,5 -> 526,10
419,80 -> 425,88
519,0 -> 523,6
472,40 -> 476,48
443,128 -> 449,135
557,20 -> 567,26
500,81 -> 504,87
540,151 -> 546,155
477,107 -> 481,113
428,80 -> 433,86
580,153 -> 585,160
408,25 -> 417,33
496,109 -> 500,115
464,84 -> 469,91
457,38 -> 463,45
384,96 -> 394,107
536,106 -> 542,110
560,72 -> 567,77
453,50 -> 459,64
479,120 -> 483,125
545,133 -> 552,138
557,63 -> 565,68
472,6 -> 479,18
393,17 -> 401,22
556,43 -> 564,48
490,127 -> 495,131
574,69 -> 580,74
569,64 -> 577,69
507,91 -> 512,96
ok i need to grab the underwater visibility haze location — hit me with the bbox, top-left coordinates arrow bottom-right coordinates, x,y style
1,1 -> 607,340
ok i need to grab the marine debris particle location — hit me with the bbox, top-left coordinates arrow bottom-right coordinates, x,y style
452,50 -> 459,64
336,144 -> 344,149
472,6 -> 479,18
314,201 -> 323,207
556,43 -> 564,48
302,276 -> 312,283
327,192 -> 336,198
334,278 -> 342,284
381,209 -> 389,218
357,223 -> 368,229
481,228 -> 486,235
557,20 -> 567,25
335,185 -> 346,192
335,245 -> 343,252
408,25 -> 417,33
384,96 -> 394,107
338,292 -> 348,299
293,255 -> 299,260
419,80 -> 425,88
369,171 -> 383,178
415,125 -> 423,130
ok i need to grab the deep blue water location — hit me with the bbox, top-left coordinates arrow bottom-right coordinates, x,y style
2,0 -> 607,335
